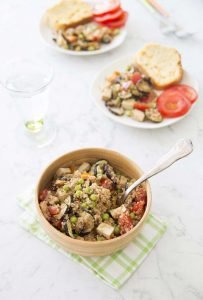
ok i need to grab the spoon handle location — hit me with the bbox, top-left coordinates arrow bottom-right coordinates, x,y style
123,139 -> 193,200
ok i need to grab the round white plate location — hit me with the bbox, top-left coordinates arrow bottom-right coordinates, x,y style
91,56 -> 199,129
39,17 -> 127,56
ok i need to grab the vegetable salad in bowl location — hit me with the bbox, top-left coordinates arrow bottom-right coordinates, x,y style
102,64 -> 198,123
39,160 -> 147,241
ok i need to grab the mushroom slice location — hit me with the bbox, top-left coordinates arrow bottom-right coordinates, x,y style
110,205 -> 127,219
64,217 -> 74,238
109,107 -> 124,116
97,223 -> 114,239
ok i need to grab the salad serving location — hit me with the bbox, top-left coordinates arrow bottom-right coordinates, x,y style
39,160 -> 147,241
101,44 -> 198,123
44,0 -> 128,52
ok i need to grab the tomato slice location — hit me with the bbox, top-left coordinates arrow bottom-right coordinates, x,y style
157,90 -> 191,118
94,8 -> 123,23
100,11 -> 128,28
118,213 -> 133,234
133,102 -> 153,111
131,72 -> 142,84
48,206 -> 60,216
100,178 -> 113,190
94,0 -> 120,16
167,84 -> 198,104
39,189 -> 48,202
131,200 -> 145,215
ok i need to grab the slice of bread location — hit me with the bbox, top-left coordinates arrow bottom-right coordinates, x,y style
45,0 -> 93,31
134,43 -> 183,89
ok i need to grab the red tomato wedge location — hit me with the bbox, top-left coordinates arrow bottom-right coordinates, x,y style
131,72 -> 142,84
118,213 -> 133,234
100,11 -> 128,28
167,84 -> 198,104
39,189 -> 48,202
94,0 -> 120,16
133,102 -> 153,111
157,90 -> 191,118
94,8 -> 123,23
48,206 -> 60,216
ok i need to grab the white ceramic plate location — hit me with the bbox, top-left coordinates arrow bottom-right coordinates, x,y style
91,56 -> 199,129
39,17 -> 127,56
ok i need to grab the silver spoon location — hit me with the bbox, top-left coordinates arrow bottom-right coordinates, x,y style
123,139 -> 193,202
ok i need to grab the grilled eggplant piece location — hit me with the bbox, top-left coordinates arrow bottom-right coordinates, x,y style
56,167 -> 71,177
108,107 -> 124,116
63,217 -> 74,238
136,78 -> 152,93
91,160 -> 107,176
78,162 -> 91,173
130,86 -> 143,98
106,98 -> 121,107
145,108 -> 163,123
118,90 -> 132,99
103,164 -> 117,182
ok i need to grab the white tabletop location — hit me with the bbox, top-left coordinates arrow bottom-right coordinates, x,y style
0,0 -> 203,299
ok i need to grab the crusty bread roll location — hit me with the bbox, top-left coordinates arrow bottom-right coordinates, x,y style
44,0 -> 93,31
134,43 -> 183,89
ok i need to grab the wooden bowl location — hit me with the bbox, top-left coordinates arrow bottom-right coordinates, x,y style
35,148 -> 152,256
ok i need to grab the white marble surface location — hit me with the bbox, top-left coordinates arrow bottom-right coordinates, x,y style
0,0 -> 203,299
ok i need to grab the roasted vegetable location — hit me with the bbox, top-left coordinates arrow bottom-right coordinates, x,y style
108,107 -> 124,116
136,78 -> 152,93
39,160 -> 147,241
131,109 -> 145,122
145,108 -> 163,123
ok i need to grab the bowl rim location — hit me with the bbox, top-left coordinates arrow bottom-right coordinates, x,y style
35,147 -> 152,246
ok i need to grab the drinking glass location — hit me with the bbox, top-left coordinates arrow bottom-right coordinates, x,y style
1,59 -> 56,148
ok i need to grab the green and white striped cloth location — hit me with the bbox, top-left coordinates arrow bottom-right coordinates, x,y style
17,189 -> 167,289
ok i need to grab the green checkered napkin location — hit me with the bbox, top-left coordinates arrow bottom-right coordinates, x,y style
17,189 -> 167,289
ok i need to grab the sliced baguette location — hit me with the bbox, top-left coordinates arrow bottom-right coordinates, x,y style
44,0 -> 93,31
134,43 -> 183,89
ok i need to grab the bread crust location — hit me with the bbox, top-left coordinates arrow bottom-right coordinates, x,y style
45,0 -> 93,31
134,43 -> 183,90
